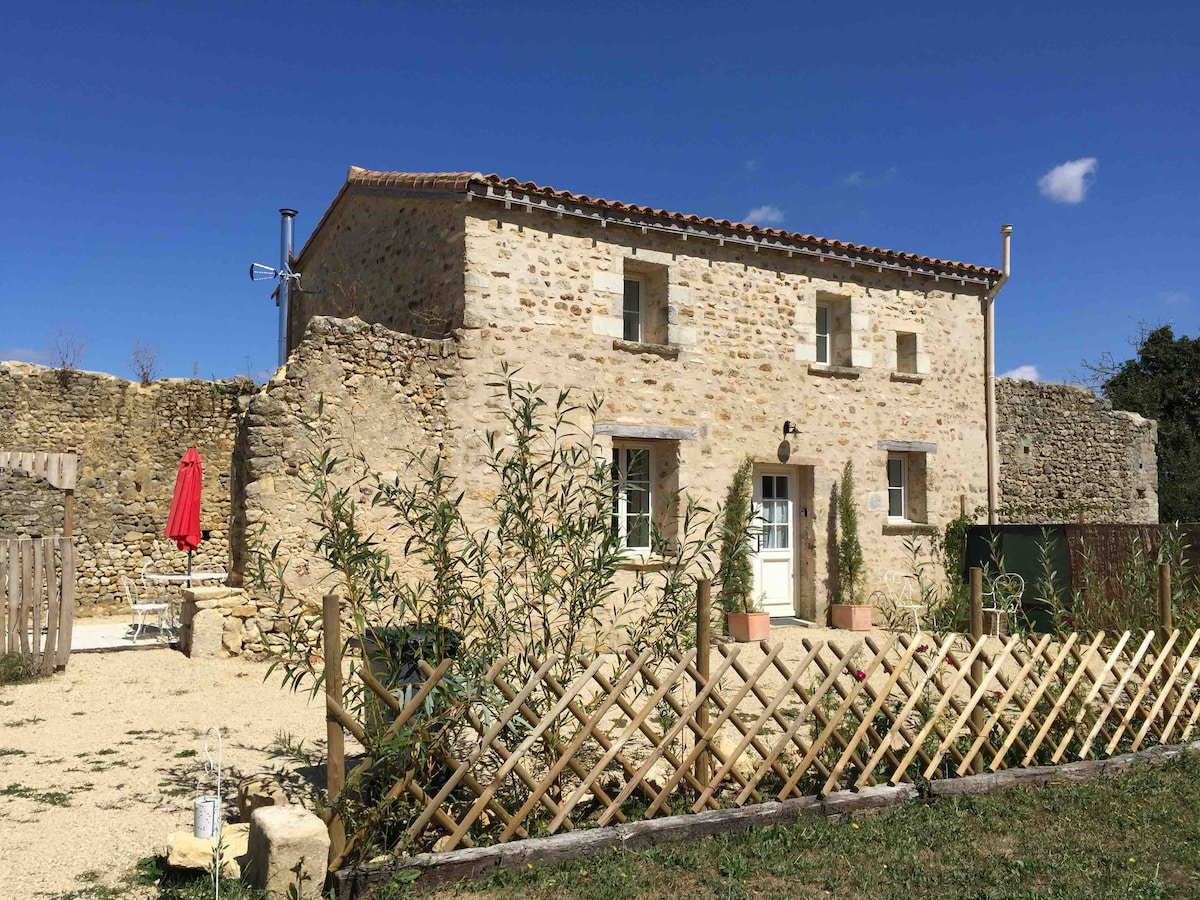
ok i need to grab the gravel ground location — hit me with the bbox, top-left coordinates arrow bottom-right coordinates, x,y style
0,618 -> 974,899
0,637 -> 331,899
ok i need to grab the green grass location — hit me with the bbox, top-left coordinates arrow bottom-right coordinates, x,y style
410,753 -> 1200,900
1,782 -> 72,806
4,715 -> 45,728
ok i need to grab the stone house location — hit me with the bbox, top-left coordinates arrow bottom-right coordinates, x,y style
271,167 -> 1009,625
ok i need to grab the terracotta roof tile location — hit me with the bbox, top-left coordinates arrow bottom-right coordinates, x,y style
346,167 -> 483,193
298,167 -> 1000,280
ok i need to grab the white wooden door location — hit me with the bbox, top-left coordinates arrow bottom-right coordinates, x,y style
751,469 -> 796,617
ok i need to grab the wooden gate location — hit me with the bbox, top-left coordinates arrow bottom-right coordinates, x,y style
1,537 -> 76,672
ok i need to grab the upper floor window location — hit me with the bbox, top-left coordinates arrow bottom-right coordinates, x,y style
623,278 -> 643,343
815,305 -> 831,365
896,332 -> 918,374
813,294 -> 852,367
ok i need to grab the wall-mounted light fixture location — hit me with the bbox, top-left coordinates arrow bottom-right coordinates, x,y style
782,421 -> 799,436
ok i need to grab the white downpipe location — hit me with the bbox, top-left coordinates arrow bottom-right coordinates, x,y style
985,225 -> 1013,525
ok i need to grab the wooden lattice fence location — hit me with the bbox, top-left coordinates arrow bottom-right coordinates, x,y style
329,627 -> 1200,862
1,537 -> 76,671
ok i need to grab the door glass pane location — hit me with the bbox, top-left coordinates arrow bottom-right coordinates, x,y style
758,475 -> 790,550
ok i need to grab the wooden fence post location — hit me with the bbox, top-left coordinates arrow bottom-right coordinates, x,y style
695,578 -> 712,787
1158,563 -> 1173,635
323,594 -> 346,867
969,567 -> 984,774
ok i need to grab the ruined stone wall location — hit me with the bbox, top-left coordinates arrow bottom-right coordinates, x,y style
241,316 -> 463,616
0,361 -> 255,608
287,194 -> 466,350
997,378 -> 1158,524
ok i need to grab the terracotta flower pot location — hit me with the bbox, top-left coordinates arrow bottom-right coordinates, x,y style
831,604 -> 872,631
727,611 -> 771,642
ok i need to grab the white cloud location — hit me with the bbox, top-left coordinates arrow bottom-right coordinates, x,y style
1038,157 -> 1098,204
744,205 -> 784,227
744,159 -> 759,173
1162,290 -> 1190,306
841,166 -> 897,188
1000,365 -> 1040,381
0,347 -> 52,364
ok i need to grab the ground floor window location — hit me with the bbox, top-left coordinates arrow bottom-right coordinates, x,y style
612,443 -> 652,550
886,452 -> 928,522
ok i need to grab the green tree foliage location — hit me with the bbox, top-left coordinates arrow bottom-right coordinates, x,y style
837,460 -> 864,603
717,456 -> 756,613
1100,325 -> 1200,522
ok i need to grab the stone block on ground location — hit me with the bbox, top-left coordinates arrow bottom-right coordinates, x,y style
222,616 -> 244,655
165,822 -> 249,878
187,608 -> 225,659
247,806 -> 330,900
710,729 -> 758,783
238,774 -> 289,822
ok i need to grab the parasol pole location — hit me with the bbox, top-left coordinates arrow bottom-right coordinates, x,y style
187,550 -> 193,589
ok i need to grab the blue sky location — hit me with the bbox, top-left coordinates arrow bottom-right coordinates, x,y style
2,1 -> 1197,384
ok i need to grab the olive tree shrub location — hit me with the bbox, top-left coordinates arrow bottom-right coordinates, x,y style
254,367 -> 720,856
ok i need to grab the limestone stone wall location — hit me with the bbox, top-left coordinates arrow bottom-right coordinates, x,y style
997,378 -> 1158,524
0,361 -> 255,608
288,195 -> 466,349
241,316 -> 463,614
451,208 -> 992,620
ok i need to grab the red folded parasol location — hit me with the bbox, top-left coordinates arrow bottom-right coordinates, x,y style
165,448 -> 203,580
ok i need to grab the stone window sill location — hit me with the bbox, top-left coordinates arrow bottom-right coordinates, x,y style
616,554 -> 672,571
613,340 -> 679,361
890,372 -> 925,384
883,521 -> 938,536
807,364 -> 861,379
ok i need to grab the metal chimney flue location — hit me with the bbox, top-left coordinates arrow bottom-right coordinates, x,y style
278,209 -> 297,367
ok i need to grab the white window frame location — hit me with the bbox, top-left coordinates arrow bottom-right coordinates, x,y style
815,305 -> 830,364
612,441 -> 653,551
887,453 -> 908,521
622,277 -> 644,343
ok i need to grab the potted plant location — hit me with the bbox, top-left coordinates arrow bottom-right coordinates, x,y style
727,592 -> 771,642
718,456 -> 771,642
831,460 -> 872,631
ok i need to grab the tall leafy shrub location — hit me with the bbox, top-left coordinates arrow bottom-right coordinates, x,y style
254,368 -> 722,858
836,460 -> 864,604
717,455 -> 756,614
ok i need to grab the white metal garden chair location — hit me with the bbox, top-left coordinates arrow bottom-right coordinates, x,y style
982,572 -> 1025,638
885,570 -> 924,634
120,574 -> 169,642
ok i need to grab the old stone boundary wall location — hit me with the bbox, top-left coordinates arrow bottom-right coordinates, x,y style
0,361 -> 255,608
238,316 -> 463,635
997,378 -> 1158,524
0,325 -> 1161,619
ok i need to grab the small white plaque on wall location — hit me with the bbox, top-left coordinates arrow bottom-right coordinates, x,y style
867,491 -> 885,512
